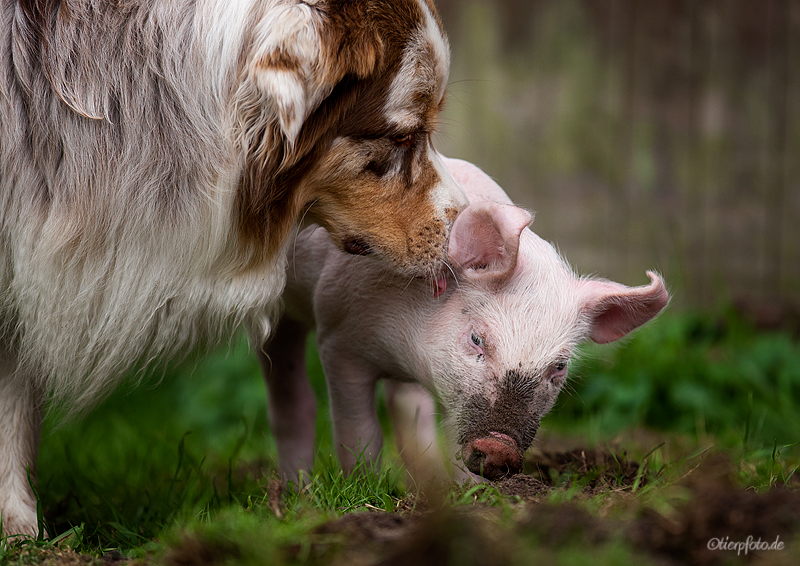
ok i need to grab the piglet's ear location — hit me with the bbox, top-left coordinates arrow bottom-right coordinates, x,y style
581,271 -> 669,344
448,202 -> 532,281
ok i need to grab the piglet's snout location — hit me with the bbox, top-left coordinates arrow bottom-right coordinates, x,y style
463,432 -> 522,480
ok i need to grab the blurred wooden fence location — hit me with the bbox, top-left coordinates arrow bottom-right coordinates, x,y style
434,0 -> 799,316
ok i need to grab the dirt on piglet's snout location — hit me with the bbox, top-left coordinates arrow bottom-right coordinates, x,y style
457,372 -> 550,480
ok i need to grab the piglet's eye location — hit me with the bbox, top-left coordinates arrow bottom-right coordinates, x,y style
470,331 -> 484,348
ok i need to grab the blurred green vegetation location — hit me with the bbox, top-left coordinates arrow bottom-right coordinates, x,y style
35,338 -> 272,548
32,333 -> 400,550
548,309 -> 800,447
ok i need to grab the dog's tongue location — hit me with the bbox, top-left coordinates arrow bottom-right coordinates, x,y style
433,277 -> 447,298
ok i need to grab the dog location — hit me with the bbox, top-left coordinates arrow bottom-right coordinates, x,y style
0,0 -> 465,536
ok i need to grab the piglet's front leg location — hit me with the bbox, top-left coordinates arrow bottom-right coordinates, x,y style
259,317 -> 317,483
320,352 -> 383,474
384,381 -> 447,488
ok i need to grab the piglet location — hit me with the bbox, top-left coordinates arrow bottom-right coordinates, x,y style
260,158 -> 669,484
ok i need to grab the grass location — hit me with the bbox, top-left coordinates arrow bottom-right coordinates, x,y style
1,308 -> 799,565
547,307 -> 800,448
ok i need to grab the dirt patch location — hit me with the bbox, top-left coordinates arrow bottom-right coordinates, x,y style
523,447 -> 641,490
306,509 -> 511,566
313,512 -> 417,545
0,545 -> 109,566
376,509 -> 511,566
459,445 -> 644,500
495,474 -> 550,500
630,455 -> 800,565
304,452 -> 800,566
632,487 -> 800,565
162,536 -> 241,566
100,550 -> 127,565
519,501 -> 612,546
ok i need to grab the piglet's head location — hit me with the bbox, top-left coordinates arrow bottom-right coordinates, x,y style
448,201 -> 532,286
440,198 -> 669,481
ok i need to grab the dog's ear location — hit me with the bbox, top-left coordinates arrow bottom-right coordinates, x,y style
234,2 -> 384,270
247,1 -> 381,145
247,2 -> 329,145
324,0 -> 383,79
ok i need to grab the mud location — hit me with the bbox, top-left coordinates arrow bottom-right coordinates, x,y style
495,474 -> 550,500
630,454 -> 800,565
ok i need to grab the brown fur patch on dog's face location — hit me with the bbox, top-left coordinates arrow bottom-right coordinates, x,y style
299,136 -> 462,277
236,0 -> 465,277
298,0 -> 463,277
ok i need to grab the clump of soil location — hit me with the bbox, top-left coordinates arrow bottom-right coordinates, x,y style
377,509 -> 511,566
163,535 -> 241,566
523,447 -> 641,490
292,512 -> 422,566
313,512 -> 416,546
495,474 -> 550,500
518,501 -> 611,547
463,444 -> 643,501
312,509 -> 511,566
630,454 -> 800,565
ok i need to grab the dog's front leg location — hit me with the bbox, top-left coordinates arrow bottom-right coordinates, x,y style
0,351 -> 44,538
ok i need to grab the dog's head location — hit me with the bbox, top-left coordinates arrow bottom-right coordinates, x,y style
235,0 -> 466,278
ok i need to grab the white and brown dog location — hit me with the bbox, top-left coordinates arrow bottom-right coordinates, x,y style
0,0 -> 465,536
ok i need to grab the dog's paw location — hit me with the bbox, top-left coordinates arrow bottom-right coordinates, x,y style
1,504 -> 43,540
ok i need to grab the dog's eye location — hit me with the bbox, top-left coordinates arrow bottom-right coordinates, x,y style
391,133 -> 414,148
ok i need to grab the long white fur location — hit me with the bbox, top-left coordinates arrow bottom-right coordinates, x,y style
0,0 -> 296,410
0,0 -> 298,536
0,371 -> 41,537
